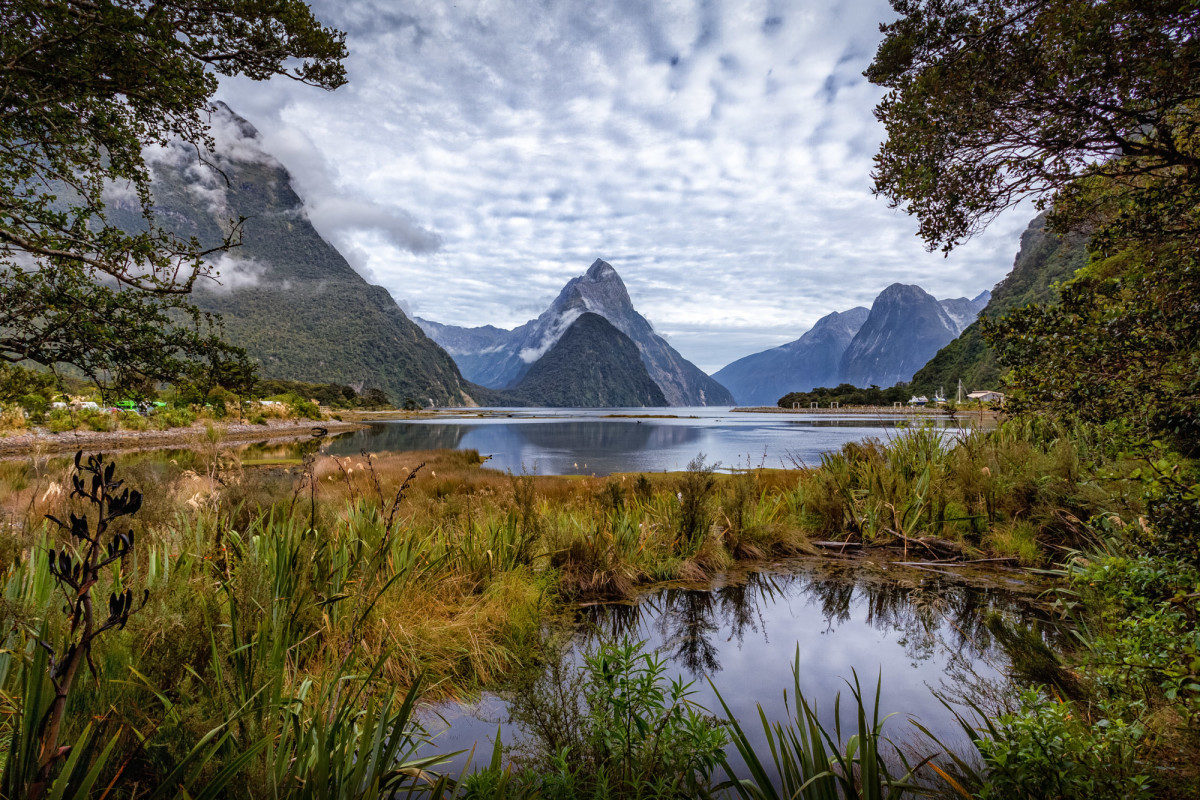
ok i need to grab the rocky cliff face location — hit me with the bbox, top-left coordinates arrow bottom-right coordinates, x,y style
712,307 -> 870,405
839,284 -> 985,389
113,104 -> 474,406
418,259 -> 734,406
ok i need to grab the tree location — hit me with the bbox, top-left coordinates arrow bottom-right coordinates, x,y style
985,231 -> 1200,454
0,0 -> 346,383
867,1 -> 1200,455
866,0 -> 1200,252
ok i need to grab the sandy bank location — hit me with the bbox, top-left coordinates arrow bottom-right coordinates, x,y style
0,418 -> 367,459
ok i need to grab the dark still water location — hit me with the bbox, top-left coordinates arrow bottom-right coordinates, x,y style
327,408 -> 950,475
422,558 -> 1053,778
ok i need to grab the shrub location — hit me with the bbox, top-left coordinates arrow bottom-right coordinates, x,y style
1069,554 -> 1200,724
0,403 -> 26,433
263,392 -> 322,420
288,396 -> 321,420
506,637 -> 727,798
675,453 -> 717,550
972,689 -> 1151,800
78,407 -> 114,432
45,407 -> 76,432
149,406 -> 195,429
18,394 -> 48,421
117,410 -> 148,431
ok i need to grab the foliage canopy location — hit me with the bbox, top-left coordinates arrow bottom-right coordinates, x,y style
0,0 -> 346,390
867,0 -> 1200,251
869,0 -> 1200,457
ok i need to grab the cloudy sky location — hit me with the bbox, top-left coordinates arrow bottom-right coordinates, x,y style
216,0 -> 1031,373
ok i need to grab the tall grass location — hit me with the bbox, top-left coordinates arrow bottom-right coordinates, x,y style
717,652 -> 929,800
787,420 -> 1140,558
0,418 -> 1164,795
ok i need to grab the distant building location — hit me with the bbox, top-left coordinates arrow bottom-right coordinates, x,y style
966,390 -> 1005,404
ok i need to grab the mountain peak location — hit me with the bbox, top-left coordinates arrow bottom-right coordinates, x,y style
585,258 -> 619,281
211,101 -> 263,144
419,256 -> 734,405
878,283 -> 933,302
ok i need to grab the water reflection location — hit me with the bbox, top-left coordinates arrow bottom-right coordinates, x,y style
575,563 -> 1042,681
424,559 -> 1056,777
322,410 -> 939,476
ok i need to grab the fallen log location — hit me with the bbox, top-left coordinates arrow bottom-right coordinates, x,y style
886,531 -> 965,560
891,557 -> 1019,567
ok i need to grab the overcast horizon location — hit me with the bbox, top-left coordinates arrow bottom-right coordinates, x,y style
215,0 -> 1032,374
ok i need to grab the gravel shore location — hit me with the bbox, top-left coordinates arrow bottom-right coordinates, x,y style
0,418 -> 367,459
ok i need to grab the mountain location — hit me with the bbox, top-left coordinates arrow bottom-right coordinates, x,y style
839,284 -> 990,389
711,307 -> 870,406
505,313 -> 667,407
713,284 -> 988,404
109,103 -> 475,406
911,214 -> 1089,394
417,259 -> 734,406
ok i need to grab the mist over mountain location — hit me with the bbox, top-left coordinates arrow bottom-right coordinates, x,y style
417,259 -> 734,406
109,103 -> 474,406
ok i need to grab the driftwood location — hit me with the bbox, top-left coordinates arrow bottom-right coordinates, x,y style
896,564 -> 970,579
811,540 -> 862,550
892,561 -> 1022,566
886,531 -> 965,560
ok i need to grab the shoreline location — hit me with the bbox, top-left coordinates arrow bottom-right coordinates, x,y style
0,404 -> 1006,459
732,404 -> 1004,422
735,404 -> 945,414
0,417 -> 368,459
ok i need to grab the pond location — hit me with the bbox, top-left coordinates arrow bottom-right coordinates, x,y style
322,407 -> 960,476
420,556 -> 1057,779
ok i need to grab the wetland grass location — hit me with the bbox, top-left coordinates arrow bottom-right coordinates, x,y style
0,417 -> 1189,796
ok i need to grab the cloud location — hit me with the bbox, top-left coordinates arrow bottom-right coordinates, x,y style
518,307 -> 584,363
226,119 -> 443,278
198,253 -> 267,292
100,180 -> 140,212
205,108 -> 281,165
309,200 -> 441,255
214,0 -> 1034,374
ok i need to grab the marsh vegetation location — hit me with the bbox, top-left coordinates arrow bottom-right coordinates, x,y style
0,413 -> 1195,797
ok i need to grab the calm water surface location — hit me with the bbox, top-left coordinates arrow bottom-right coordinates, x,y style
325,407 -> 955,475
421,557 -> 1052,778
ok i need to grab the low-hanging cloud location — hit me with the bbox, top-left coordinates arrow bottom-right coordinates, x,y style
309,200 -> 441,255
214,0 -> 1032,373
236,121 -> 443,277
198,253 -> 268,293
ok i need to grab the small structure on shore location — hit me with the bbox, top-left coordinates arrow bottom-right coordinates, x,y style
966,390 -> 1005,404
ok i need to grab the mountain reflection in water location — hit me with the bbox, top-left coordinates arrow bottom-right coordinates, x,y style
423,559 -> 1055,777
324,410 -> 938,475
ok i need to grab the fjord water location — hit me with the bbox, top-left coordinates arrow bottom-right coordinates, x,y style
424,558 -> 1050,777
326,407 -> 951,475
